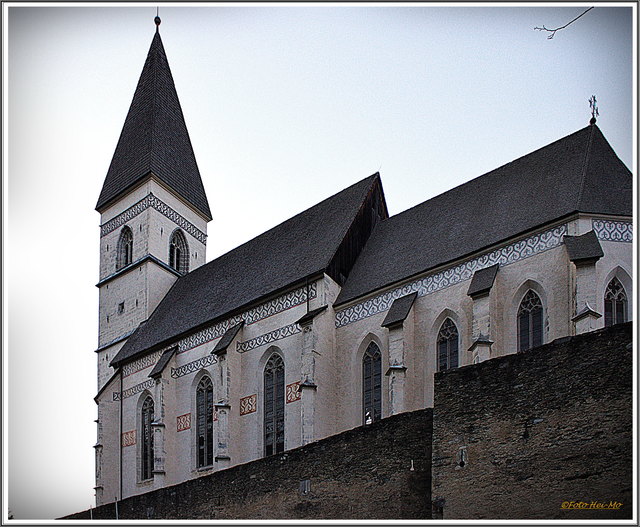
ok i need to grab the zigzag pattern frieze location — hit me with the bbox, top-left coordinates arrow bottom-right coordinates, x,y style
113,379 -> 155,401
177,316 -> 242,354
237,323 -> 301,353
100,193 -> 207,244
176,283 -> 317,354
592,220 -> 633,243
122,350 -> 163,377
335,224 -> 568,328
171,355 -> 218,378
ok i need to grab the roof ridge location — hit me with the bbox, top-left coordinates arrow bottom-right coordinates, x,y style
384,126 -> 594,222
575,124 -> 596,212
150,33 -> 158,175
195,173 -> 380,271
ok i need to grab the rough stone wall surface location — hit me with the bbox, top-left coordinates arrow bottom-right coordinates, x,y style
431,322 -> 632,520
65,408 -> 432,520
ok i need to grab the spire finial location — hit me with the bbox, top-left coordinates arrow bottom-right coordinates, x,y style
154,7 -> 161,31
589,95 -> 599,125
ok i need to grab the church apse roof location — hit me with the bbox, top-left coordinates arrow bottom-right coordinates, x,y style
335,124 -> 632,307
111,173 -> 385,367
96,30 -> 211,220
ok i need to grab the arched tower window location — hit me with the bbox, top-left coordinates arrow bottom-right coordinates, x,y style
196,376 -> 214,468
518,290 -> 543,351
169,230 -> 189,274
605,277 -> 628,327
437,318 -> 459,372
116,226 -> 133,270
263,354 -> 284,456
362,342 -> 382,424
140,396 -> 154,481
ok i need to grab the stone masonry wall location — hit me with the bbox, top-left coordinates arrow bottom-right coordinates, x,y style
431,322 -> 632,520
65,408 -> 433,520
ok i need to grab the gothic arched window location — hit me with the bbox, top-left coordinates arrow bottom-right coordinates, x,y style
140,396 -> 154,481
116,226 -> 133,270
362,342 -> 382,424
196,376 -> 214,468
437,318 -> 459,371
169,230 -> 189,274
263,354 -> 285,456
518,290 -> 543,351
605,277 -> 628,327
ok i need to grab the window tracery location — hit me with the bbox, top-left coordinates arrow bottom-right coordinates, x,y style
437,318 -> 459,371
362,342 -> 382,424
140,396 -> 154,480
518,290 -> 543,351
196,376 -> 214,468
604,277 -> 627,327
169,230 -> 189,274
264,354 -> 284,456
116,226 -> 133,270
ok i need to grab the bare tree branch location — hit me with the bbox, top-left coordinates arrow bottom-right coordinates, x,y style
534,7 -> 594,39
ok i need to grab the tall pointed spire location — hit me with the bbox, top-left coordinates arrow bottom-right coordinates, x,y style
96,24 -> 211,220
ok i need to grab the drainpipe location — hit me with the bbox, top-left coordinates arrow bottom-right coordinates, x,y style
119,368 -> 123,502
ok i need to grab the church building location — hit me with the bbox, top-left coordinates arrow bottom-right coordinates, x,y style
92,20 -> 633,506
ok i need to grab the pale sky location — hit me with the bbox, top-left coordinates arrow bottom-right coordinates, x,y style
4,2 -> 635,521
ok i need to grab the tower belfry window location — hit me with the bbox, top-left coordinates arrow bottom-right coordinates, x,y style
264,354 -> 285,456
518,290 -> 543,351
169,230 -> 189,274
604,277 -> 627,327
116,226 -> 133,270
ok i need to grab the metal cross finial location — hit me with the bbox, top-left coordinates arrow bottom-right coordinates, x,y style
589,95 -> 599,124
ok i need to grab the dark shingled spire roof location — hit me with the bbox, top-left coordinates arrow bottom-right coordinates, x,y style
111,174 -> 384,367
336,125 -> 632,306
96,30 -> 211,219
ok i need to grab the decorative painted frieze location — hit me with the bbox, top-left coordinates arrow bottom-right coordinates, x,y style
286,382 -> 302,403
592,220 -> 633,243
335,224 -> 568,328
178,316 -> 243,354
170,354 -> 218,379
176,413 -> 191,432
121,430 -> 136,447
236,323 -> 301,353
122,350 -> 163,377
113,379 -> 155,401
243,283 -> 317,324
240,394 -> 257,416
100,193 -> 207,244
176,283 -> 317,354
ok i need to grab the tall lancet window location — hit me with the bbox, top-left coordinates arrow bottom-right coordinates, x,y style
116,226 -> 133,270
362,342 -> 382,424
196,376 -> 214,468
605,277 -> 628,327
140,396 -> 154,481
263,354 -> 285,456
518,290 -> 543,351
169,230 -> 189,274
437,319 -> 459,371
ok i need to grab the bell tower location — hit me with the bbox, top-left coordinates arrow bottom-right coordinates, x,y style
95,18 -> 211,389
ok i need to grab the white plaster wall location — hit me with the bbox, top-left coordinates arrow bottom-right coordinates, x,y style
98,266 -> 149,348
97,341 -> 124,391
310,276 -> 342,442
